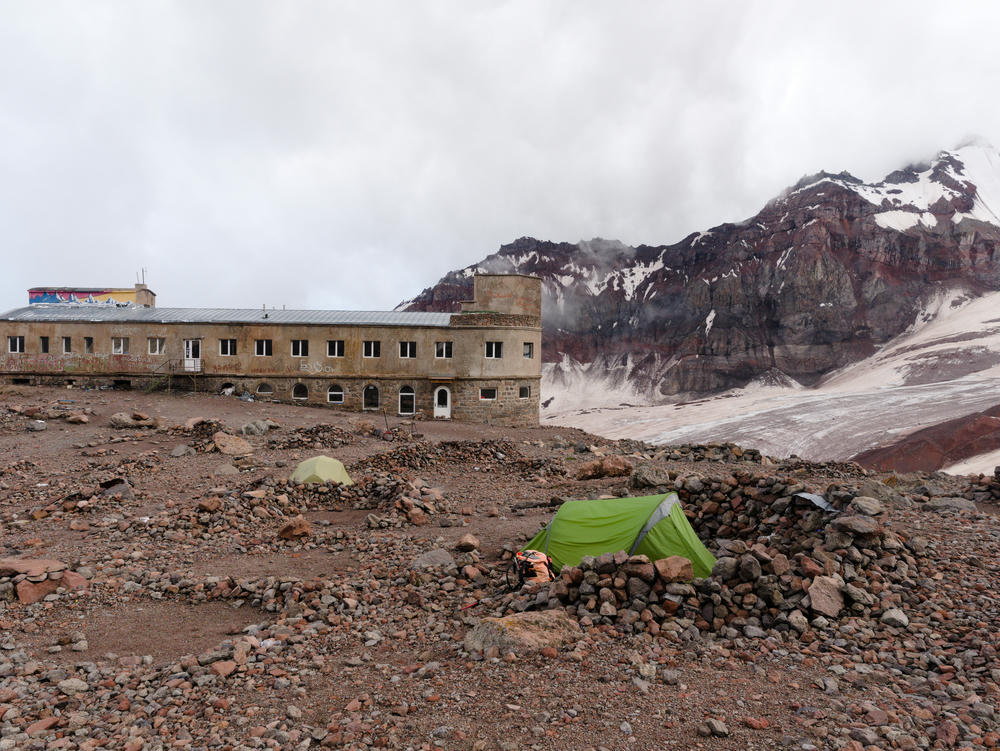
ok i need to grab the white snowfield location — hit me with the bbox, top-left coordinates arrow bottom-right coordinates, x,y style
543,290 -> 1000,476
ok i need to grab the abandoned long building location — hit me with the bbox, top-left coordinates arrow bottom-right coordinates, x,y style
0,274 -> 542,426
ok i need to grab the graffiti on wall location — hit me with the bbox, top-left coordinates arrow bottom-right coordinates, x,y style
300,361 -> 340,374
0,353 -> 157,374
28,288 -> 139,305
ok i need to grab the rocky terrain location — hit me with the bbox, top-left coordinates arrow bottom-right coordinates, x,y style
401,143 -> 1000,403
1,385 -> 998,750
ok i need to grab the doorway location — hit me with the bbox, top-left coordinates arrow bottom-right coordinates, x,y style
183,339 -> 202,372
433,386 -> 451,419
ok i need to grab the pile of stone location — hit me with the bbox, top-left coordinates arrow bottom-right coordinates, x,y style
168,417 -> 228,451
963,468 -> 1000,506
6,401 -> 94,427
504,470 -> 917,642
0,559 -> 90,605
390,477 -> 454,527
352,439 -> 565,481
265,423 -> 352,450
618,440 -> 770,465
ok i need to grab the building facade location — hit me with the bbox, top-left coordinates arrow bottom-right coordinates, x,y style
0,274 -> 542,426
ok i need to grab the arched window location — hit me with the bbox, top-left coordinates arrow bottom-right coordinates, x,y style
398,385 -> 415,415
363,385 -> 379,410
256,382 -> 274,395
328,384 -> 344,404
292,383 -> 308,400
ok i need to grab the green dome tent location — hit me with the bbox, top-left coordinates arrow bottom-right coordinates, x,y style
290,455 -> 354,485
523,492 -> 715,577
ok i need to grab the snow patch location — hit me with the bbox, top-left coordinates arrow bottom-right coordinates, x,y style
704,309 -> 716,336
873,211 -> 937,232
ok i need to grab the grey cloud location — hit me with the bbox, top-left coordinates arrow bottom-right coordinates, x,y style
1,1 -> 998,311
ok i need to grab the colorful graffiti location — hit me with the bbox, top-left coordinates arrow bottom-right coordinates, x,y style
28,288 -> 140,305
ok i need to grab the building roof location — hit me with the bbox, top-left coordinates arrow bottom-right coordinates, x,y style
0,304 -> 454,327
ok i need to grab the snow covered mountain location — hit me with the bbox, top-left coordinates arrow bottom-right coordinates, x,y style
402,143 -> 1000,408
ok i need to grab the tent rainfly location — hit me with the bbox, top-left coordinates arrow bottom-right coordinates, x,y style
290,455 -> 354,485
523,492 -> 715,578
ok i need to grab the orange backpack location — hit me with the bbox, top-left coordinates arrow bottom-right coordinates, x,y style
511,549 -> 555,587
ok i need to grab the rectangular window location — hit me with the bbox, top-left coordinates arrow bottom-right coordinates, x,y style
291,339 -> 309,357
519,385 -> 531,399
479,387 -> 498,401
62,336 -> 72,354
255,339 -> 272,357
485,341 -> 503,359
39,336 -> 49,354
84,337 -> 93,354
327,385 -> 344,403
399,341 -> 416,358
112,337 -> 129,355
7,336 -> 24,353
219,339 -> 237,356
363,340 -> 381,358
523,342 -> 534,359
148,337 -> 166,355
435,341 -> 453,359
327,339 -> 344,358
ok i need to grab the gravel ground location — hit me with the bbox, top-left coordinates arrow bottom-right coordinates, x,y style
0,385 -> 997,750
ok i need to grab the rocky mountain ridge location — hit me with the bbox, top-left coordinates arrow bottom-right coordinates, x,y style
401,143 -> 1000,401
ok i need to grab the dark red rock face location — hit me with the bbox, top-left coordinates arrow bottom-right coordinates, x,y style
402,147 -> 1000,397
851,405 -> 1000,472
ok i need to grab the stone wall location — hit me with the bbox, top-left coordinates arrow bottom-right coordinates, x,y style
450,378 -> 540,426
9,373 -> 543,426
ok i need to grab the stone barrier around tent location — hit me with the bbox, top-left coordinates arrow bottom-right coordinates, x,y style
503,470 -> 918,643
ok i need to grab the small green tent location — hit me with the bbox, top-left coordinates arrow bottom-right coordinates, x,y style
523,492 -> 715,578
290,455 -> 354,485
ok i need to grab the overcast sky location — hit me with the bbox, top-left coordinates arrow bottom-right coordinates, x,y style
2,1 -> 999,311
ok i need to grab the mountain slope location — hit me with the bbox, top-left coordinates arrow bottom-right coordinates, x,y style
402,143 -> 1000,404
539,288 -> 1000,466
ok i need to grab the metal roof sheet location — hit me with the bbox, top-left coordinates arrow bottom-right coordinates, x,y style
0,305 -> 453,327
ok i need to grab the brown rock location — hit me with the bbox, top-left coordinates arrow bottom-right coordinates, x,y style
213,431 -> 253,456
60,570 -> 90,591
576,456 -> 634,480
654,555 -> 694,582
407,508 -> 428,526
771,553 -> 790,576
65,414 -> 89,424
455,533 -> 480,552
936,720 -> 959,747
808,575 -> 844,618
16,578 -> 59,604
210,660 -> 237,677
0,558 -> 67,577
198,498 -> 222,513
799,556 -> 824,578
26,716 -> 60,736
277,516 -> 311,540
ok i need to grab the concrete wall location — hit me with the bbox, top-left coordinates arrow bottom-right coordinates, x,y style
461,274 -> 542,317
